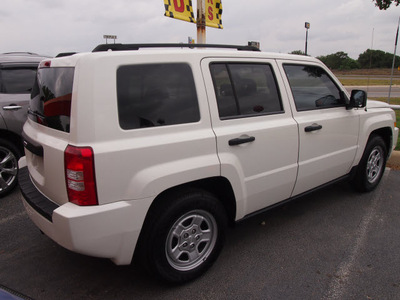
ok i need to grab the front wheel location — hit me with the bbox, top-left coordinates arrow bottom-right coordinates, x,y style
138,189 -> 227,283
354,135 -> 387,192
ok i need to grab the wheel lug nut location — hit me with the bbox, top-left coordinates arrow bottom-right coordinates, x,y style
183,233 -> 189,238
183,242 -> 188,247
192,229 -> 196,234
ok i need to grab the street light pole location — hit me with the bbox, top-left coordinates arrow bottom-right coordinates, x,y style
305,22 -> 310,55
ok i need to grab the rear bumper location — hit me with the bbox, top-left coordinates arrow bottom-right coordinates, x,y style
18,157 -> 153,265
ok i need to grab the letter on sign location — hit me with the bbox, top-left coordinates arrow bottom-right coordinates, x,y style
164,0 -> 195,23
206,0 -> 223,29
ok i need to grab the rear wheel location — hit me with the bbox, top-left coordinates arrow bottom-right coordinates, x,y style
139,189 -> 227,283
0,139 -> 21,197
354,135 -> 387,192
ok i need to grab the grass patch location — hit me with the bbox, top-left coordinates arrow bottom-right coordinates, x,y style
339,79 -> 400,86
333,68 -> 400,86
370,97 -> 400,150
333,68 -> 400,76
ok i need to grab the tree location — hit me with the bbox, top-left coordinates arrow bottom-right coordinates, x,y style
358,49 -> 400,68
290,50 -> 307,56
317,52 -> 359,70
374,0 -> 400,10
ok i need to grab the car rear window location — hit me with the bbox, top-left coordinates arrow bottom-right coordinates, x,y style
117,63 -> 200,130
0,67 -> 38,94
29,67 -> 74,133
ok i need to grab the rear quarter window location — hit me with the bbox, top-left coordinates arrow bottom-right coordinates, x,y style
117,63 -> 200,130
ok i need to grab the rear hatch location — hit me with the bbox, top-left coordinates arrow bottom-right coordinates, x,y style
23,60 -> 75,205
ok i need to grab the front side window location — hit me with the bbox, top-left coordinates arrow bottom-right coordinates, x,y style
29,67 -> 74,133
117,63 -> 200,130
210,63 -> 283,119
283,64 -> 345,111
0,67 -> 37,94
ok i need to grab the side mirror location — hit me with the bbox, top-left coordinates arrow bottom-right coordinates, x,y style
347,90 -> 367,109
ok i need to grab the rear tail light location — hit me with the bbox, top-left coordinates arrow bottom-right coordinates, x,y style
64,145 -> 98,206
39,60 -> 51,68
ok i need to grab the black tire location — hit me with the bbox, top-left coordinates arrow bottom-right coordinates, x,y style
0,138 -> 21,197
138,189 -> 227,283
354,135 -> 387,192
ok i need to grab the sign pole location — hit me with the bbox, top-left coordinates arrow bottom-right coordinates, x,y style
388,16 -> 400,104
197,0 -> 206,43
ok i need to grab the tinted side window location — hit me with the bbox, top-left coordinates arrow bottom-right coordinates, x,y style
283,64 -> 344,111
0,67 -> 37,94
210,63 -> 282,119
117,63 -> 200,130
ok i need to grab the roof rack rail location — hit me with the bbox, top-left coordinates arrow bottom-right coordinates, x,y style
56,52 -> 77,58
2,52 -> 39,56
92,43 -> 260,52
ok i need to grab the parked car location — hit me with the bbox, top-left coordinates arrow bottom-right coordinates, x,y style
19,44 -> 398,283
0,52 -> 49,196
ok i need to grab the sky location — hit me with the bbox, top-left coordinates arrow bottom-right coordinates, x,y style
1,0 -> 400,59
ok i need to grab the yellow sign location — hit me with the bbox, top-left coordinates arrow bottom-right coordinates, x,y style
164,0 -> 195,24
205,0 -> 223,29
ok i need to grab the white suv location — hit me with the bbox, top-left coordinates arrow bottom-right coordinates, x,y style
19,44 -> 398,283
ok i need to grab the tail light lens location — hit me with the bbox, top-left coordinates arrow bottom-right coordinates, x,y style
64,145 -> 98,206
39,60 -> 51,68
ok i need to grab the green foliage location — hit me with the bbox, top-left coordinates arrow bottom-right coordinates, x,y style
290,50 -> 307,56
358,49 -> 400,68
374,0 -> 400,10
317,52 -> 360,70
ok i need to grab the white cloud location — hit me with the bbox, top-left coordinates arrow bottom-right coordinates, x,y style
1,0 -> 400,59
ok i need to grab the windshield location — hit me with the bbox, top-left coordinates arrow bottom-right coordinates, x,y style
29,67 -> 74,132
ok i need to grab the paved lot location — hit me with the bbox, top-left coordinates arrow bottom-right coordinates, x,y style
1,170 -> 400,299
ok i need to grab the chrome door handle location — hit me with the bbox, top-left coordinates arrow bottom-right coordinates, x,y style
3,105 -> 22,111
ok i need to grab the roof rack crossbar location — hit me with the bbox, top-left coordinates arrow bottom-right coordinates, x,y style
92,43 -> 260,52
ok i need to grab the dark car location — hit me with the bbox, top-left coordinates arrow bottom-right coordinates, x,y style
0,52 -> 50,196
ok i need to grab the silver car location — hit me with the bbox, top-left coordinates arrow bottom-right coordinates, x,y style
0,52 -> 49,196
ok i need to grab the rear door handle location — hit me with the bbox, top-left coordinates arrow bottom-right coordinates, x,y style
229,136 -> 255,146
305,124 -> 322,132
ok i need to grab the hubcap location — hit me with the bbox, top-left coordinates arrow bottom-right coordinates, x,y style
366,146 -> 383,184
166,210 -> 217,271
0,146 -> 17,193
